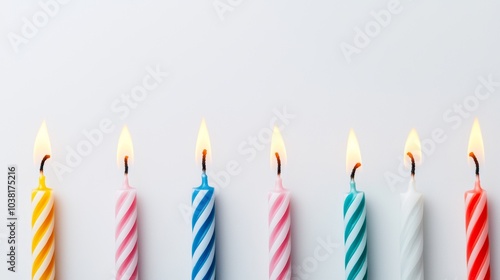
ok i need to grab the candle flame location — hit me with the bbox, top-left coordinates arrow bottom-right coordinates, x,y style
33,121 -> 52,166
195,118 -> 212,164
467,118 -> 484,166
346,129 -> 362,174
270,126 -> 287,169
117,126 -> 134,167
404,129 -> 422,169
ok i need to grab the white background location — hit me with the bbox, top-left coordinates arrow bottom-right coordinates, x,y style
1,0 -> 500,279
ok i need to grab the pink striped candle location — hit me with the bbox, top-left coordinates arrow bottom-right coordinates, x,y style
115,127 -> 138,280
268,127 -> 291,280
269,175 -> 291,280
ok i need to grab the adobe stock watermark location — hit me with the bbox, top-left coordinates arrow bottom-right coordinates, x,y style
340,0 -> 404,63
178,106 -> 296,225
50,65 -> 169,181
292,235 -> 340,280
213,0 -> 244,21
8,0 -> 71,53
384,74 -> 500,191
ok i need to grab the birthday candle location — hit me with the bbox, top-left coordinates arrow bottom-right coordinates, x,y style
344,129 -> 367,280
32,122 -> 55,280
400,129 -> 424,280
192,119 -> 216,280
115,126 -> 139,280
268,127 -> 291,280
465,119 -> 490,280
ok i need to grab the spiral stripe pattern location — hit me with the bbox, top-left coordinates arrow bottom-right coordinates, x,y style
192,188 -> 216,280
400,194 -> 424,280
465,191 -> 490,280
343,192 -> 367,280
32,190 -> 55,280
268,191 -> 291,280
115,190 -> 138,280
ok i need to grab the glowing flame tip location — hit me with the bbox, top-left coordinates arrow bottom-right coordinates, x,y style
117,126 -> 134,167
468,118 -> 484,166
346,129 -> 362,174
404,128 -> 422,169
33,120 -> 52,166
270,126 -> 287,170
195,118 -> 212,164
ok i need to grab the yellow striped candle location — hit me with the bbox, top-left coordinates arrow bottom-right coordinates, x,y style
32,163 -> 55,280
32,121 -> 55,280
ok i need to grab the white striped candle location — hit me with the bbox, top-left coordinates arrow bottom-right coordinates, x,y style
400,132 -> 424,280
400,177 -> 423,280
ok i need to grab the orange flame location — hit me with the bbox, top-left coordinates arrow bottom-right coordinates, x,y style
404,129 -> 422,169
468,118 -> 484,165
270,126 -> 287,169
117,126 -> 134,167
195,119 -> 212,164
33,121 -> 52,166
346,129 -> 362,174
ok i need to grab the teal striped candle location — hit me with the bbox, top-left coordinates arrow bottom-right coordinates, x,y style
344,130 -> 367,280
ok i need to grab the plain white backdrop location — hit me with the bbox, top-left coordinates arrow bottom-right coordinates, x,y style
1,0 -> 500,279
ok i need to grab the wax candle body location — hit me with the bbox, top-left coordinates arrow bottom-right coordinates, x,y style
465,179 -> 490,280
32,175 -> 55,280
268,176 -> 291,280
115,176 -> 138,280
400,178 -> 424,280
343,181 -> 367,280
192,173 -> 216,280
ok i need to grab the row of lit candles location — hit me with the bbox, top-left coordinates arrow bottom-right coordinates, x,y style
30,118 -> 489,280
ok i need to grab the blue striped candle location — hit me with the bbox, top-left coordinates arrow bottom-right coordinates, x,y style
344,178 -> 367,280
192,172 -> 216,280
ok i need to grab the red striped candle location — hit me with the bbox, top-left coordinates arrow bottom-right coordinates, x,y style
465,176 -> 490,279
465,119 -> 490,280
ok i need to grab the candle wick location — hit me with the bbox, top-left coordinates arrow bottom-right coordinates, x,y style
39,155 -> 50,174
124,156 -> 129,175
350,162 -> 361,181
469,152 -> 480,176
275,152 -> 281,176
202,149 -> 207,173
407,152 -> 416,177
